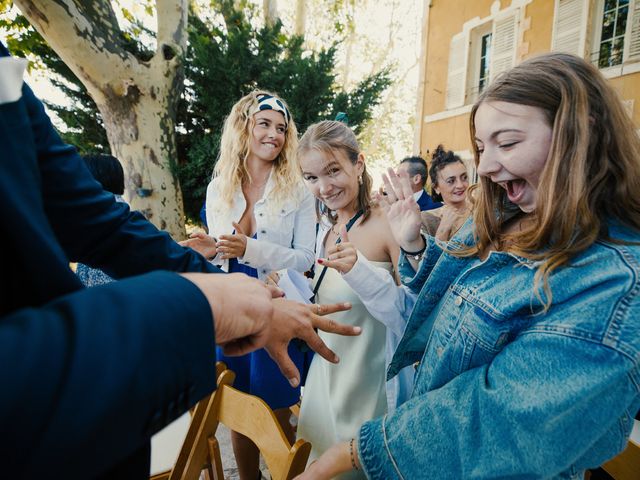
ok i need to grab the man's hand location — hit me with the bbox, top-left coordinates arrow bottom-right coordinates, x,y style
181,272 -> 272,354
179,232 -> 218,259
265,299 -> 358,387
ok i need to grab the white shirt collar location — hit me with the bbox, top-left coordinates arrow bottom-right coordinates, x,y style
0,57 -> 28,104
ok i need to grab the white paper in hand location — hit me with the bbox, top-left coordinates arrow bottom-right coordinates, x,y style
278,269 -> 313,304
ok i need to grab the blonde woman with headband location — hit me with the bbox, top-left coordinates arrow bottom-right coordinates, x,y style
181,90 -> 315,480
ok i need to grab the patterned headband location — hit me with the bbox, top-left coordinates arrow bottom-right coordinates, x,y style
251,93 -> 290,127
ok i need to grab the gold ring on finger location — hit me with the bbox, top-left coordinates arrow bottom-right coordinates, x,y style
316,304 -> 321,315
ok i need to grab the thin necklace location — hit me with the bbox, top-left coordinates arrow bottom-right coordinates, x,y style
248,172 -> 271,189
331,210 -> 362,236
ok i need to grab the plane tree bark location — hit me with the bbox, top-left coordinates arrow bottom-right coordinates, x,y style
15,0 -> 189,237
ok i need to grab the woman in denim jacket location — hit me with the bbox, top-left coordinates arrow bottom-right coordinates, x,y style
296,53 -> 640,479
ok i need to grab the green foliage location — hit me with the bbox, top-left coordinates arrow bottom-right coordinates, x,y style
177,0 -> 391,220
1,0 -> 390,222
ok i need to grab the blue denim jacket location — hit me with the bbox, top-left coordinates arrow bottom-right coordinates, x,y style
358,221 -> 640,479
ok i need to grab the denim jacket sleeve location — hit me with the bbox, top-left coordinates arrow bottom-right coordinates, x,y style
358,326 -> 640,479
398,234 -> 445,294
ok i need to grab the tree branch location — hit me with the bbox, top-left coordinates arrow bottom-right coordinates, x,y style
156,0 -> 188,55
14,0 -> 138,86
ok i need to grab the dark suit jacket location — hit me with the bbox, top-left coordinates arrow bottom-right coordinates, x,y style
0,44 -> 221,479
416,189 -> 442,211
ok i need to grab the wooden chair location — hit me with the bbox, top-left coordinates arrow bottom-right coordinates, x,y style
151,362 -> 311,480
599,438 -> 640,480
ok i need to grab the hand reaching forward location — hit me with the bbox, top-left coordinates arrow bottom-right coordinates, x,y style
217,222 -> 248,259
183,271 -> 360,389
318,225 -> 357,274
293,441 -> 358,479
179,232 -> 218,259
435,204 -> 469,241
265,299 -> 359,388
380,167 -> 424,251
180,272 -> 272,353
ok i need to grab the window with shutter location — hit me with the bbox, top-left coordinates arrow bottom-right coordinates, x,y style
490,11 -> 519,82
552,0 -> 589,55
592,0 -> 640,70
445,32 -> 469,110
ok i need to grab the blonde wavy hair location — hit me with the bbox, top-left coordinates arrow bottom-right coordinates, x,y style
463,53 -> 640,307
211,89 -> 301,212
297,120 -> 373,224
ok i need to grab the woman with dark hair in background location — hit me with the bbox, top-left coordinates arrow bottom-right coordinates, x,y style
420,145 -> 471,241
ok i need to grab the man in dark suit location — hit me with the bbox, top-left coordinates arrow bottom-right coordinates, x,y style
0,44 -> 353,479
397,156 -> 442,211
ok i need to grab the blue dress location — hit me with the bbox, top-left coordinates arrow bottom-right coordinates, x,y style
216,242 -> 311,410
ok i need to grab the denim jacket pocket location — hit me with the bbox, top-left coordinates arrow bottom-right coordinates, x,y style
447,303 -> 512,375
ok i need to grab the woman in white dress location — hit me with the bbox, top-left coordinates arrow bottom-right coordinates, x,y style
295,120 -> 400,478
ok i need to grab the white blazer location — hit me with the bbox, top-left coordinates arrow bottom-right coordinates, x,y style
205,175 -> 316,280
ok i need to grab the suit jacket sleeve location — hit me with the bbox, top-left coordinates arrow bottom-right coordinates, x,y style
0,43 -> 219,478
1,272 -> 218,478
20,69 -> 220,277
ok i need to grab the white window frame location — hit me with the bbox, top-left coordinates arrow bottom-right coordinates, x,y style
466,22 -> 494,105
592,0 -> 640,78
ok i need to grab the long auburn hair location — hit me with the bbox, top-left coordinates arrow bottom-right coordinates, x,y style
465,52 -> 640,306
297,120 -> 373,225
211,89 -> 301,213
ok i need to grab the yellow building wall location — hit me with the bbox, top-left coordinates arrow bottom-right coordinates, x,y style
418,0 -> 640,157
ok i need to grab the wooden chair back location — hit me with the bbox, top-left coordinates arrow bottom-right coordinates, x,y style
600,438 -> 640,480
151,362 -> 311,480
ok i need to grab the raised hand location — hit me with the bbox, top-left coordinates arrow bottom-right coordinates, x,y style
217,221 -> 248,259
318,225 -> 358,274
265,299 -> 359,388
179,231 -> 218,259
380,167 -> 423,251
435,204 -> 469,241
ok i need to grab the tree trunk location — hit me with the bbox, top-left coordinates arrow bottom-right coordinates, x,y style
294,0 -> 306,36
93,64 -> 184,233
263,0 -> 278,26
14,0 -> 189,239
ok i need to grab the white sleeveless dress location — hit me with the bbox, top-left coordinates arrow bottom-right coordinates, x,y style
297,258 -> 391,479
